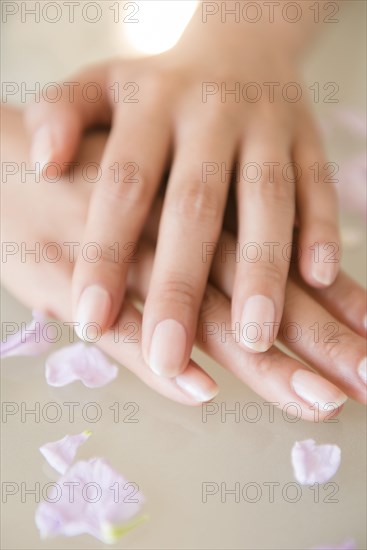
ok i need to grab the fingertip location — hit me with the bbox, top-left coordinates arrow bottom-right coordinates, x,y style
74,284 -> 112,341
175,364 -> 219,403
27,107 -> 83,172
30,124 -> 54,170
299,238 -> 340,289
148,319 -> 188,378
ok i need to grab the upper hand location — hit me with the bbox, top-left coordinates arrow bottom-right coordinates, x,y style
24,29 -> 340,379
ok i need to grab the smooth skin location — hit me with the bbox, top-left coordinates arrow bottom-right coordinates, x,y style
25,1 -> 340,377
1,106 -> 365,421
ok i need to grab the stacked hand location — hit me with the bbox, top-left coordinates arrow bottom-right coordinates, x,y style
24,6 -> 341,379
1,106 -> 366,421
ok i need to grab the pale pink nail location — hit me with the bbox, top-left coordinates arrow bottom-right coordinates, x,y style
291,369 -> 347,408
149,319 -> 187,377
30,125 -> 53,170
175,367 -> 218,402
358,357 -> 367,384
241,295 -> 275,352
311,245 -> 339,286
75,285 -> 111,341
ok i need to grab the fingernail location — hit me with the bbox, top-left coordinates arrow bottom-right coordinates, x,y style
75,285 -> 111,341
291,369 -> 347,408
149,319 -> 187,377
175,367 -> 219,402
241,295 -> 275,352
363,313 -> 367,332
312,250 -> 338,286
358,357 -> 367,384
30,125 -> 53,170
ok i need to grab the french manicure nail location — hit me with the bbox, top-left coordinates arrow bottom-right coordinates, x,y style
291,369 -> 347,408
175,369 -> 219,402
75,285 -> 111,341
311,247 -> 338,286
149,319 -> 187,377
241,295 -> 275,352
358,357 -> 367,384
30,125 -> 54,170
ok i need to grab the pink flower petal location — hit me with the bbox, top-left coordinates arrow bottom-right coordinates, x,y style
35,458 -> 145,544
1,310 -> 54,358
40,431 -> 91,475
291,439 -> 341,485
45,343 -> 118,388
312,540 -> 356,550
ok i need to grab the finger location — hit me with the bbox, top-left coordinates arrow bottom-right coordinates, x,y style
98,302 -> 219,406
2,105 -> 219,406
24,63 -> 111,171
2,212 -> 218,407
72,99 -> 171,338
142,109 -> 238,377
197,284 -> 347,420
210,231 -> 365,405
130,241 -> 346,421
306,271 -> 367,338
279,279 -> 366,403
233,123 -> 295,352
294,109 -> 340,288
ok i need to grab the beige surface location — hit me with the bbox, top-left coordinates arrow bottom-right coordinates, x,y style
1,2 -> 366,549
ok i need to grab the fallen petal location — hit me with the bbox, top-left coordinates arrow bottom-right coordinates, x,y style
45,342 -> 118,388
291,439 -> 341,485
35,458 -> 145,544
40,431 -> 91,475
1,310 -> 54,358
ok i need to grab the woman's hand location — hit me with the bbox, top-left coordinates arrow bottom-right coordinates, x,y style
2,106 -> 365,421
24,4 -> 340,379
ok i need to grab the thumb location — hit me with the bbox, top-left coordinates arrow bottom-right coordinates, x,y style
24,64 -> 111,172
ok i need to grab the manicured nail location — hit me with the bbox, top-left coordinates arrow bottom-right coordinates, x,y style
30,125 -> 53,170
311,247 -> 338,286
75,285 -> 111,341
149,319 -> 187,377
175,368 -> 219,402
291,369 -> 347,408
241,295 -> 275,352
358,357 -> 367,384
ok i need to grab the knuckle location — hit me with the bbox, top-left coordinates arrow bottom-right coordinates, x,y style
203,97 -> 238,127
258,175 -> 295,205
98,243 -> 121,266
200,285 -> 224,319
79,241 -> 122,272
169,179 -> 222,224
246,260 -> 286,286
318,327 -> 351,362
242,165 -> 296,208
102,168 -> 146,206
251,348 -> 281,375
155,273 -> 198,311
